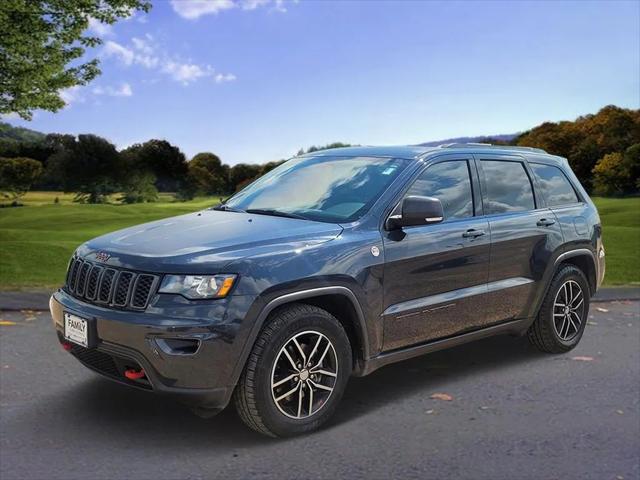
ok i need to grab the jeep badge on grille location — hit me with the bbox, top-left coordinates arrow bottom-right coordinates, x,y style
95,252 -> 111,263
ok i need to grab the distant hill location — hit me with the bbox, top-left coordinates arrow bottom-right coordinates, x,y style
0,121 -> 46,143
418,133 -> 518,147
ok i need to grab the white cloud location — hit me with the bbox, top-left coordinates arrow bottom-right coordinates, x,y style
170,0 -> 292,19
103,40 -> 135,65
59,86 -> 84,105
162,61 -> 213,84
170,0 -> 235,19
100,37 -> 235,86
93,82 -> 133,97
242,0 -> 269,10
88,17 -> 114,36
214,73 -> 236,83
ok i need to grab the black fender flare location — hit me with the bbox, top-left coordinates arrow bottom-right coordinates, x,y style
228,286 -> 370,390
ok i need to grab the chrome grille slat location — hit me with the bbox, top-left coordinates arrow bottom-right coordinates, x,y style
64,256 -> 158,311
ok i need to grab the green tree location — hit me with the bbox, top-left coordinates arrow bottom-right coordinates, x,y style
0,157 -> 43,202
188,152 -> 228,194
0,0 -> 151,120
118,170 -> 158,204
260,160 -> 285,175
47,134 -> 121,203
229,163 -> 262,191
120,139 -> 188,192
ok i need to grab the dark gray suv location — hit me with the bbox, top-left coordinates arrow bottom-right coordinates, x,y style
50,144 -> 605,437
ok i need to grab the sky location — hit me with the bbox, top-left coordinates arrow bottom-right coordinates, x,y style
4,0 -> 640,165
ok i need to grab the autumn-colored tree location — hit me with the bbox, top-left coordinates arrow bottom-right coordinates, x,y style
516,106 -> 640,191
592,143 -> 640,196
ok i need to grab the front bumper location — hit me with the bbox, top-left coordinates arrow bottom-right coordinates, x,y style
50,289 -> 261,410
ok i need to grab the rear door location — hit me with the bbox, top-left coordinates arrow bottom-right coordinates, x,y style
381,155 -> 491,351
476,156 -> 564,323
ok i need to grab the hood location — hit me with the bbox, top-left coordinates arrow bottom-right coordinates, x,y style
79,209 -> 343,272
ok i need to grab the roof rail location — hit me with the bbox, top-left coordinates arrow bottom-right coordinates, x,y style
438,143 -> 547,154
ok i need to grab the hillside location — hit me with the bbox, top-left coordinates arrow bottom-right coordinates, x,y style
0,121 -> 46,143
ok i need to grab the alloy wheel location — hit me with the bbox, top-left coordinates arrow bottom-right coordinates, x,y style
270,330 -> 338,419
552,280 -> 584,341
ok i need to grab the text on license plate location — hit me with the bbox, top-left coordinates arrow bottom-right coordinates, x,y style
64,312 -> 88,347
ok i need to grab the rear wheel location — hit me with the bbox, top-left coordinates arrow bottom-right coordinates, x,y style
234,303 -> 352,437
528,264 -> 590,353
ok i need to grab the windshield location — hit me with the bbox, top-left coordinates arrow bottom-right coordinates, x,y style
223,156 -> 410,223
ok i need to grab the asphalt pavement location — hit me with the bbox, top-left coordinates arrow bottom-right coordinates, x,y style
1,301 -> 638,480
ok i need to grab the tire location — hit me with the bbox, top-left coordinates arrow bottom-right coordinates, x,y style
234,303 -> 352,437
527,264 -> 590,353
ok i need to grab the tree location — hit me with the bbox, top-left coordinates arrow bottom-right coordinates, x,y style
120,139 -> 188,192
304,142 -> 352,154
0,157 -> 43,202
0,0 -> 151,120
188,152 -> 228,194
118,170 -> 158,204
516,105 -> 640,191
228,163 -> 262,191
592,143 -> 640,196
260,160 -> 286,175
47,134 -> 121,203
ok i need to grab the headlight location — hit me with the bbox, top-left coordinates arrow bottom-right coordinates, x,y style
158,274 -> 237,299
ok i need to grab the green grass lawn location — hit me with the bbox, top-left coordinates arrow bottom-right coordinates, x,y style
0,193 -> 637,290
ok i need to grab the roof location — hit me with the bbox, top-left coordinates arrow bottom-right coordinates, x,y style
303,143 -> 552,160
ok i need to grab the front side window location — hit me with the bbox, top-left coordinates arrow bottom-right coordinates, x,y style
224,156 -> 410,223
530,163 -> 579,207
405,160 -> 474,220
481,160 -> 535,214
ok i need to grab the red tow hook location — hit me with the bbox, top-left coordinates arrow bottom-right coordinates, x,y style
61,342 -> 73,351
124,368 -> 146,380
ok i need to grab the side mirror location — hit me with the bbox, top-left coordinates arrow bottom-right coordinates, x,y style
386,195 -> 444,229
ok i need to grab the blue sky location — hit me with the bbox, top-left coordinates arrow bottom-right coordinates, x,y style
4,0 -> 640,164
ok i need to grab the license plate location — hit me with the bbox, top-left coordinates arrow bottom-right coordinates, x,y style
64,312 -> 89,347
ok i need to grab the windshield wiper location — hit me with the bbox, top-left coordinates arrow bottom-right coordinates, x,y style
211,204 -> 246,213
245,208 -> 308,220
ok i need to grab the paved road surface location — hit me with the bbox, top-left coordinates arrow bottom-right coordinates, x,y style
1,301 -> 638,480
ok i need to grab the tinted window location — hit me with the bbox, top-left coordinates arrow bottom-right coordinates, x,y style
406,160 -> 474,220
530,163 -> 579,206
481,160 -> 535,214
224,156 -> 410,223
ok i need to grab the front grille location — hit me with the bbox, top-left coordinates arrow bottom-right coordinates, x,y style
65,257 -> 159,310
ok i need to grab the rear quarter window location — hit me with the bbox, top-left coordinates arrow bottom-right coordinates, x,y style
530,163 -> 580,207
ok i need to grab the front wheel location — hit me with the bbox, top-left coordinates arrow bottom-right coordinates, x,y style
234,304 -> 352,437
528,264 -> 590,353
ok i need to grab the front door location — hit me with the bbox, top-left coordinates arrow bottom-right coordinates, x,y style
381,157 -> 491,351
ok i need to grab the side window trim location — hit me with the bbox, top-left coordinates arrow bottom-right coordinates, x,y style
474,155 -> 540,217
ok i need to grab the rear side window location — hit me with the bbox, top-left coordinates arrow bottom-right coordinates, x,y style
405,160 -> 474,220
480,160 -> 535,214
530,163 -> 579,206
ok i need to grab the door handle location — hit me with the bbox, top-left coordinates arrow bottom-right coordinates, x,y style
462,229 -> 485,238
536,218 -> 556,227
